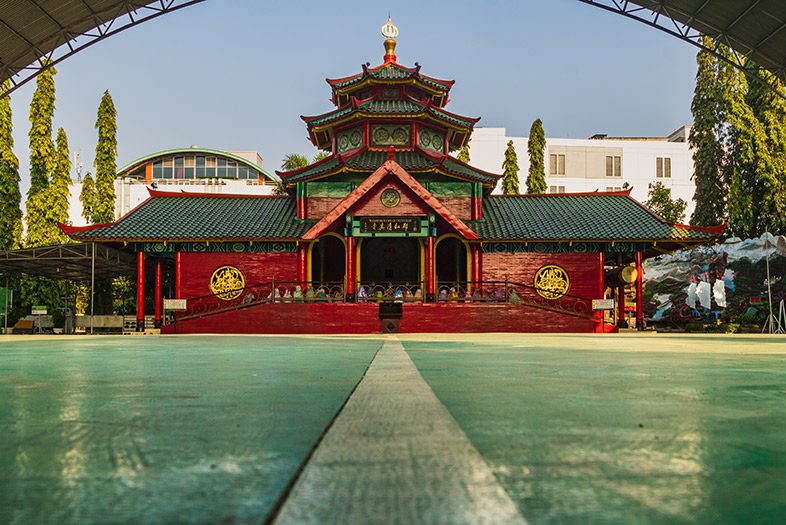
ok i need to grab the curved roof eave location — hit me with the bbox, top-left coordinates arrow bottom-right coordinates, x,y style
117,147 -> 281,183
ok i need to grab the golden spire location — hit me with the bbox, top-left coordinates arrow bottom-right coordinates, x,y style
381,16 -> 398,64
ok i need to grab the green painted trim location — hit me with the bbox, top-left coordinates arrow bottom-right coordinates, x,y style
138,241 -> 297,254
424,181 -> 473,198
351,217 -> 429,238
117,148 -> 280,183
482,242 -> 651,254
306,182 -> 356,198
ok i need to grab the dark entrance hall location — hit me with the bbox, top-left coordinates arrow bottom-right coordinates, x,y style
360,237 -> 420,284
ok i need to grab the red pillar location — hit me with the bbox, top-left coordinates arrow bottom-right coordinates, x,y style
346,236 -> 355,299
635,250 -> 644,329
297,243 -> 308,287
154,258 -> 162,328
426,235 -> 435,301
470,243 -> 482,289
598,251 -> 605,299
175,251 -> 182,299
136,251 -> 145,331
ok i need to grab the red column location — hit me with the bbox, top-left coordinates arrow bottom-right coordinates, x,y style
175,251 -> 182,299
470,243 -> 482,289
598,252 -> 605,299
426,235 -> 435,301
346,236 -> 355,299
154,258 -> 162,328
136,251 -> 145,331
635,250 -> 644,329
297,243 -> 308,287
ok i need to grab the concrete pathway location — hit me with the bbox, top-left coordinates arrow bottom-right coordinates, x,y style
272,337 -> 526,525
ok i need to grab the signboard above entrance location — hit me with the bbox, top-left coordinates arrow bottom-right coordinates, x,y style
353,217 -> 428,237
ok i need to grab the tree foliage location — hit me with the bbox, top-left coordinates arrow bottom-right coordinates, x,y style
27,63 -> 56,198
526,119 -> 547,194
80,171 -> 97,223
312,151 -> 331,163
93,90 -> 117,223
645,181 -> 687,223
281,153 -> 309,171
457,145 -> 470,163
689,37 -> 727,227
0,80 -> 22,251
501,140 -> 520,195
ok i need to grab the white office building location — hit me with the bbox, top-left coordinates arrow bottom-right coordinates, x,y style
468,126 -> 696,220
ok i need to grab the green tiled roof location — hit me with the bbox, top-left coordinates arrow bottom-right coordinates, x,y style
329,64 -> 453,91
280,150 -> 499,185
305,98 -> 475,128
69,195 -> 309,241
470,195 -> 720,241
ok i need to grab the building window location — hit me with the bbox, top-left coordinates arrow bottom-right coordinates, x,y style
162,158 -> 173,179
206,157 -> 217,178
152,160 -> 163,179
549,154 -> 566,175
174,156 -> 185,179
238,165 -> 248,179
656,157 -> 672,178
606,155 -> 621,177
549,185 -> 566,194
227,160 -> 237,179
217,158 -> 227,178
184,156 -> 195,179
195,156 -> 206,178
606,186 -> 622,192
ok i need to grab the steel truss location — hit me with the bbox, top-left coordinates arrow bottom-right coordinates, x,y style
1,0 -> 207,100
577,0 -> 786,90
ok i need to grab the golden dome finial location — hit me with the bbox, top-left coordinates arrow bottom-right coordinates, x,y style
381,16 -> 398,63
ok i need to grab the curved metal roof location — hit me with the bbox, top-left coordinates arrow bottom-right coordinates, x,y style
117,147 -> 280,183
580,1 -> 786,83
1,1 -> 785,98
0,0 -> 204,97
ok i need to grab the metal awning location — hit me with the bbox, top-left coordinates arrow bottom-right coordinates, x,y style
0,243 -> 136,281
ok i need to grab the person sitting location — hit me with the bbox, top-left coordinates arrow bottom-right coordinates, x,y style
494,287 -> 505,302
293,285 -> 304,302
448,287 -> 460,302
413,288 -> 423,301
305,286 -> 316,302
282,289 -> 293,302
241,291 -> 256,305
464,289 -> 473,302
508,288 -> 521,304
393,289 -> 404,303
357,286 -> 368,302
473,288 -> 482,301
438,289 -> 448,302
316,287 -> 328,302
267,288 -> 281,303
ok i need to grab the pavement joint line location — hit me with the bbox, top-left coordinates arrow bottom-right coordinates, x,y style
271,335 -> 527,525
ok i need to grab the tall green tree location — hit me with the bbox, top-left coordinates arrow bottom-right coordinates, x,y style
79,171 -> 97,223
0,80 -> 22,250
501,140 -> 520,195
689,37 -> 727,227
526,119 -> 547,194
741,65 -> 786,235
457,145 -> 470,163
93,90 -> 117,223
312,151 -> 330,163
49,128 -> 72,243
27,63 -> 56,198
644,182 -> 687,223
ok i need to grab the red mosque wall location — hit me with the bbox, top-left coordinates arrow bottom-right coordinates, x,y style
179,252 -> 298,300
482,252 -> 602,301
162,302 -> 600,334
352,178 -> 431,217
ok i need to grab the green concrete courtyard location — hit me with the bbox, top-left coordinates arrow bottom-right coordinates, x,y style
1,334 -> 784,524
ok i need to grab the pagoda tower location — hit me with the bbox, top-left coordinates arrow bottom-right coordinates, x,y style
277,17 -> 500,223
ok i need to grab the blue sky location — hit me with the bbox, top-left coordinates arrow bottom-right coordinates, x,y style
9,0 -> 698,195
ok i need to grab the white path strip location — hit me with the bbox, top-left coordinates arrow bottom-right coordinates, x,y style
273,337 -> 527,525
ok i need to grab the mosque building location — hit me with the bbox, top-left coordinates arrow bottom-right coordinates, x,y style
61,19 -> 722,334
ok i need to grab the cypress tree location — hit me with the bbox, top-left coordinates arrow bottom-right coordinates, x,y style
689,37 -> 726,227
0,80 -> 22,250
526,119 -> 547,194
80,171 -> 97,223
49,128 -> 72,243
457,145 -> 470,163
93,90 -> 117,223
27,63 -> 56,198
501,140 -> 520,195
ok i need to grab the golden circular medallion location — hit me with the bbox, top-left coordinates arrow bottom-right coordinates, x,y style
380,188 -> 401,208
210,265 -> 245,301
534,265 -> 570,300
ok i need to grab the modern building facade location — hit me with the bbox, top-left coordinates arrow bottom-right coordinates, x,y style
469,126 -> 696,219
67,148 -> 278,226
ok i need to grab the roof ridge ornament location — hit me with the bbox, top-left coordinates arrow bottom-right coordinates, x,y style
381,16 -> 398,64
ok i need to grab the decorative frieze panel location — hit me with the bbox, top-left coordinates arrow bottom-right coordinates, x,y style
336,126 -> 363,153
140,242 -> 297,253
419,127 -> 445,153
483,242 -> 650,254
371,125 -> 410,147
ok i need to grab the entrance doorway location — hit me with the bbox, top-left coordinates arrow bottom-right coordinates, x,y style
311,235 -> 345,285
360,237 -> 420,284
435,236 -> 468,289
